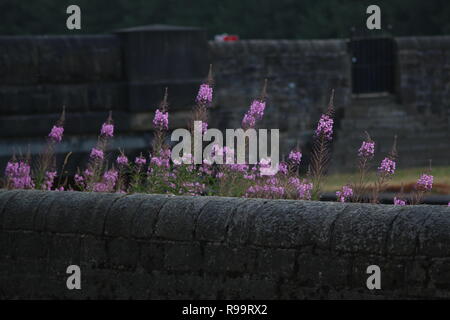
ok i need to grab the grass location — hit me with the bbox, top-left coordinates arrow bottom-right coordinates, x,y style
323,165 -> 450,195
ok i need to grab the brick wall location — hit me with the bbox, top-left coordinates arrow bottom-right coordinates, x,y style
1,190 -> 449,299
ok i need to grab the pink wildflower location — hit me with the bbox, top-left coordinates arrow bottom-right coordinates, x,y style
336,185 -> 353,203
378,157 -> 396,175
248,100 -> 265,120
182,182 -> 206,196
394,197 -> 407,206
196,84 -> 213,105
103,169 -> 118,186
358,141 -> 375,158
84,169 -> 93,178
416,174 -> 433,192
116,155 -> 129,166
315,114 -> 334,140
242,113 -> 256,128
101,123 -> 114,138
216,172 -> 224,179
289,178 -> 313,200
278,162 -> 288,175
153,109 -> 169,131
90,148 -> 104,160
135,156 -> 147,166
242,100 -> 265,129
5,161 -> 34,189
202,122 -> 208,133
297,182 -> 313,200
48,126 -> 64,143
245,184 -> 285,199
74,174 -> 84,185
93,182 -> 108,193
43,170 -> 57,190
288,150 -> 302,165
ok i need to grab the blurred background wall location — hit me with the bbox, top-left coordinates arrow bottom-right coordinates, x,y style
0,0 -> 449,173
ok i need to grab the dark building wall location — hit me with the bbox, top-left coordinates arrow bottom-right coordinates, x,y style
332,36 -> 450,170
0,26 -> 208,171
0,35 -> 125,115
397,36 -> 450,119
209,39 -> 352,153
1,190 -> 450,299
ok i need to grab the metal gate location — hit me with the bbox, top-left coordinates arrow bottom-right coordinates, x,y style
349,37 -> 395,94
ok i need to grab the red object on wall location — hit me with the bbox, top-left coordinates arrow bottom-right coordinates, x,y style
215,34 -> 240,42
223,35 -> 239,41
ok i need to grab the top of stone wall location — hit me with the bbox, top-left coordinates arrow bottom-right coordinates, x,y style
1,190 -> 449,258
396,35 -> 450,50
116,24 -> 203,33
209,39 -> 349,56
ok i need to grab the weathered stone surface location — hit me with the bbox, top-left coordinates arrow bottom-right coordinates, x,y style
0,189 -> 450,299
154,195 -> 211,241
131,194 -> 170,239
194,197 -> 244,242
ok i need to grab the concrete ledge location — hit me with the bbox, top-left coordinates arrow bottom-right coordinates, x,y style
0,190 -> 449,299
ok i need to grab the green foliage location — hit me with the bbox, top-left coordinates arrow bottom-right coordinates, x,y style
1,0 -> 450,38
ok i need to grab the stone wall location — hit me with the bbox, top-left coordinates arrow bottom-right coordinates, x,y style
1,189 -> 450,299
0,26 -> 208,172
330,36 -> 450,170
209,39 -> 351,158
397,36 -> 450,119
0,28 -> 449,172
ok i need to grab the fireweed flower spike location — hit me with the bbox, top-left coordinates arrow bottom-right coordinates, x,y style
48,126 -> 64,143
412,161 -> 434,205
48,107 -> 65,144
80,112 -> 115,191
394,197 -> 407,206
90,148 -> 104,160
309,89 -> 335,200
372,135 -> 397,204
288,150 -> 302,165
336,185 -> 353,203
153,109 -> 169,131
5,160 -> 35,189
242,79 -> 267,129
152,88 -> 170,154
416,174 -> 434,192
33,107 -> 66,190
353,133 -> 375,202
116,154 -> 129,166
190,66 -> 214,144
196,84 -> 213,106
196,64 -> 214,107
100,111 -> 114,139
101,122 -> 114,138
378,157 -> 396,175
135,155 -> 147,166
358,140 -> 375,159
293,178 -> 313,200
43,170 -> 57,190
315,114 -> 334,140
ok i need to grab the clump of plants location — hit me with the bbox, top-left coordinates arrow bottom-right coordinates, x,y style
2,67 -> 444,206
